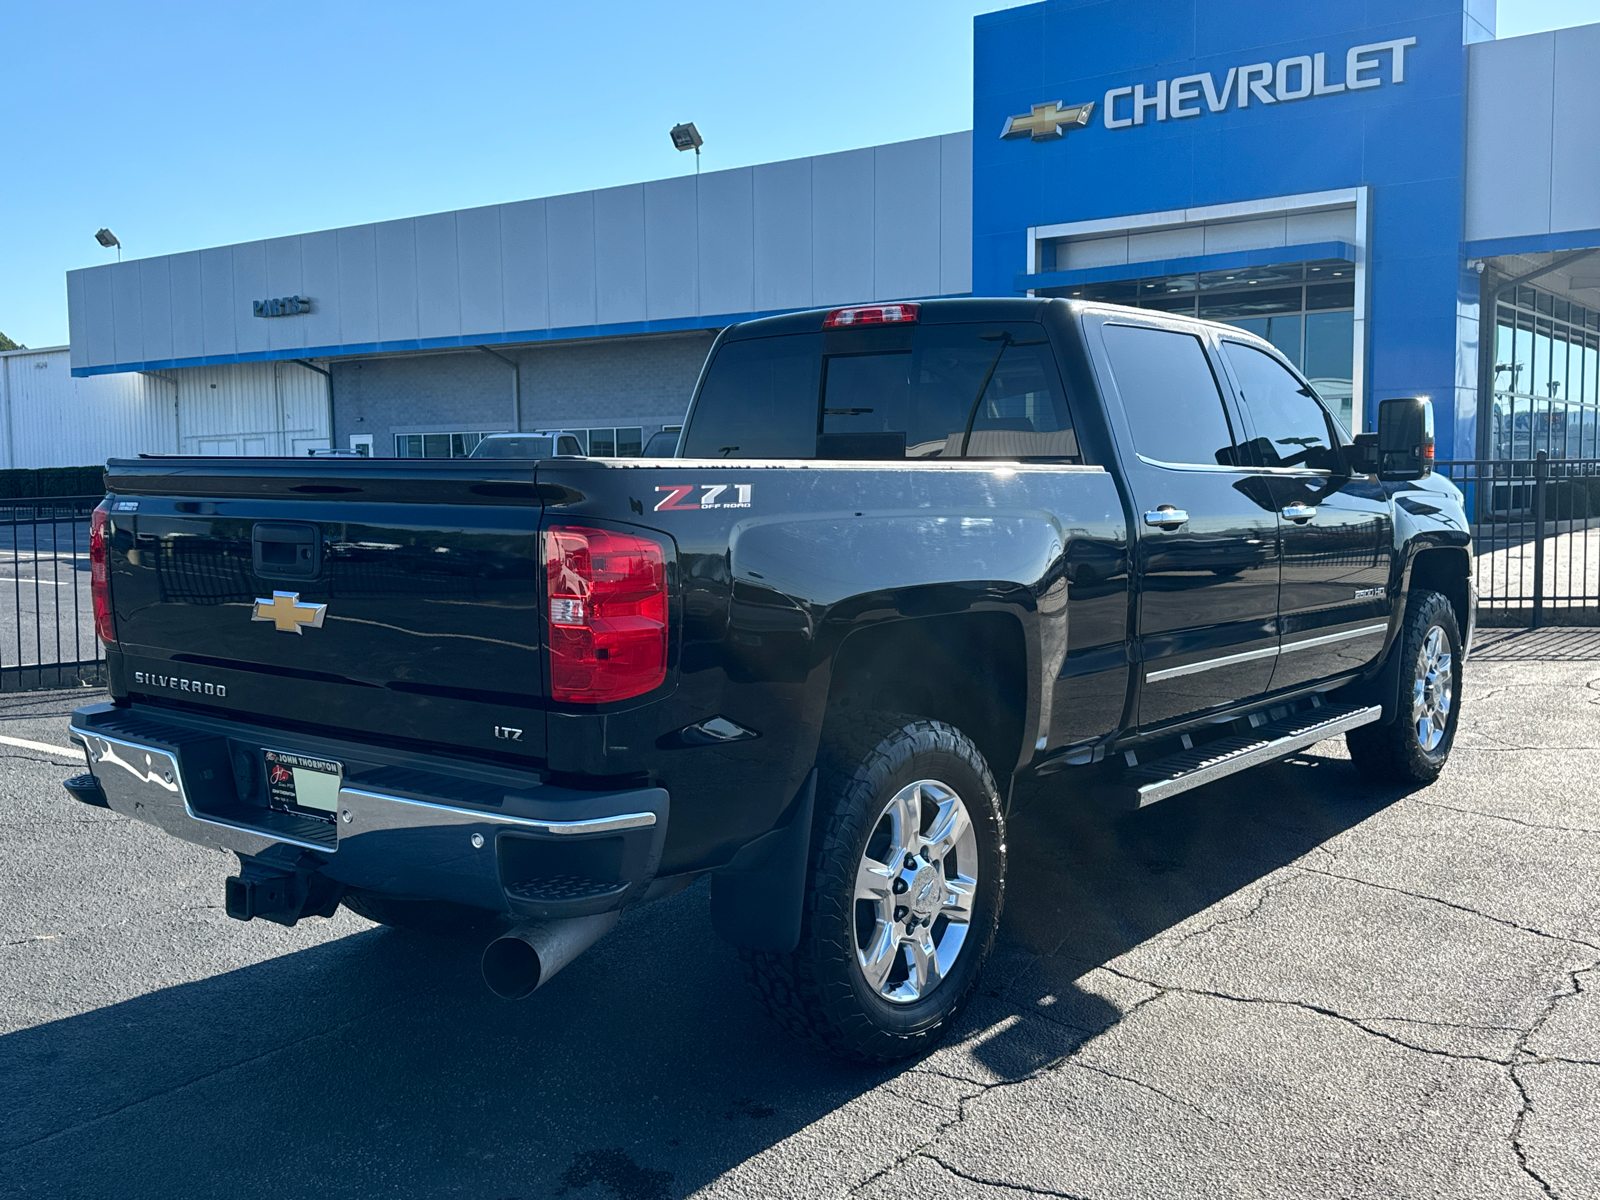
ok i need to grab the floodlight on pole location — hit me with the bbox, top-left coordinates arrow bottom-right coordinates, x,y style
95,228 -> 122,262
669,122 -> 703,174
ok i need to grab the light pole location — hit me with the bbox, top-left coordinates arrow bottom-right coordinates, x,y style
95,228 -> 122,263
669,123 -> 703,174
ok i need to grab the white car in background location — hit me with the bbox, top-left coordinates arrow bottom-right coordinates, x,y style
469,431 -> 586,459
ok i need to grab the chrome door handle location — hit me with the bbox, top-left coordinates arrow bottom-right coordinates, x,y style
1143,507 -> 1190,528
1281,503 -> 1317,523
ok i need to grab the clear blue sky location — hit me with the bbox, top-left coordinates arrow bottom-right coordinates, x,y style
3,0 -> 1597,348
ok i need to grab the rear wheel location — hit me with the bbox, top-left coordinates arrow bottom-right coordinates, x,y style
743,713 -> 1005,1062
341,889 -> 504,937
1346,589 -> 1462,785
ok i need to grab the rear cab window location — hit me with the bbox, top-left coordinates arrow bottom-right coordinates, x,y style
682,322 -> 1079,461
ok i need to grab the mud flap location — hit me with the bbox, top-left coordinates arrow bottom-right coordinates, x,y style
709,771 -> 816,953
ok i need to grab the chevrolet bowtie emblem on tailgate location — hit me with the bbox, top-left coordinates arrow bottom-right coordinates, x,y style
252,591 -> 327,634
1001,100 -> 1096,142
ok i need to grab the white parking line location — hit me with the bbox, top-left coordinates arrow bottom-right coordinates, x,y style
0,733 -> 83,759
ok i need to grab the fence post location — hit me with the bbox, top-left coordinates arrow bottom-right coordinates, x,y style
1532,450 -> 1548,629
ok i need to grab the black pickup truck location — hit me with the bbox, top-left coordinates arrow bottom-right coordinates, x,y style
65,297 -> 1474,1061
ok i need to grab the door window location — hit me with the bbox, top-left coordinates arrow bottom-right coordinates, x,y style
1100,324 -> 1237,466
1221,341 -> 1339,470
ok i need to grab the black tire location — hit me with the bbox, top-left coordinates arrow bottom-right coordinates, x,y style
341,889 -> 504,937
742,713 -> 1006,1063
1346,589 -> 1463,785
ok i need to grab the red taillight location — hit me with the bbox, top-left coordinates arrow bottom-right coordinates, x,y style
90,500 -> 115,644
822,302 -> 921,328
544,525 -> 668,704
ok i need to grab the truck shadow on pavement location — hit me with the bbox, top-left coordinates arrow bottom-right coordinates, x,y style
0,752 -> 1402,1200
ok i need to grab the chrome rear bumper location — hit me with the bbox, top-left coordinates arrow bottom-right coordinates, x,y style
70,702 -> 668,919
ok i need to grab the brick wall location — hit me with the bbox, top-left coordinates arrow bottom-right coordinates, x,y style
331,331 -> 714,455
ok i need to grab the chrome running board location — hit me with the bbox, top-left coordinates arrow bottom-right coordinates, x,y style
1117,701 -> 1382,808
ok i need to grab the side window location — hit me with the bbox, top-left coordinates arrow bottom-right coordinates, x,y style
1100,324 -> 1237,467
1222,341 -> 1339,469
681,335 -> 823,458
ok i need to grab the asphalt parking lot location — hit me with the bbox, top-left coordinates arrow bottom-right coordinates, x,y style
2,628 -> 1598,1199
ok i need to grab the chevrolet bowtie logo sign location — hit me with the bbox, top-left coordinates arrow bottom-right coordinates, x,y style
1001,100 -> 1096,142
252,591 -> 327,634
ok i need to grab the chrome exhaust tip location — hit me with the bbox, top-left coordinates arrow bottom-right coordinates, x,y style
480,911 -> 620,999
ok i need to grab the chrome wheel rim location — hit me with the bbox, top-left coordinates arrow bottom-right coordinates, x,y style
853,779 -> 979,1005
1412,626 -> 1454,753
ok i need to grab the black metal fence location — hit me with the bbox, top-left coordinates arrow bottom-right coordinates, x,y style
1437,454 -> 1600,627
0,495 -> 105,691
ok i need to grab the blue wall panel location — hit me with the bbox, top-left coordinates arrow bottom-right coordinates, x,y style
973,0 -> 1475,454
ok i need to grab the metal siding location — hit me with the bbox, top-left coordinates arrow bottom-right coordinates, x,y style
874,136 -> 942,301
753,157 -> 813,311
415,211 -> 462,340
594,184 -> 648,325
501,199 -> 550,332
546,192 -> 597,329
300,229 -> 342,349
66,272 -> 89,371
1465,33 -> 1554,242
699,167 -> 755,316
643,177 -> 696,320
231,241 -> 269,355
456,204 -> 504,338
264,235 -> 305,353
1550,24 -> 1600,234
110,261 -> 143,367
168,252 -> 205,360
83,266 -> 116,368
5,348 -> 174,468
940,132 -> 973,296
812,148 -> 875,307
199,246 -> 236,357
375,218 -> 420,343
175,360 -> 327,455
138,257 -> 173,364
336,224 -> 380,346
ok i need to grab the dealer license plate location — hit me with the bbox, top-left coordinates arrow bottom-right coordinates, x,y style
263,749 -> 342,821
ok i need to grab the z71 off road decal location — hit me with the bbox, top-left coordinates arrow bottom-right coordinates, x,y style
654,484 -> 753,512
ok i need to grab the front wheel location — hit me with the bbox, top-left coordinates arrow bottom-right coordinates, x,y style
1346,589 -> 1463,785
742,713 -> 1006,1062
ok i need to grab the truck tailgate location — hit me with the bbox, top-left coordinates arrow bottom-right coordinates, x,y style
103,458 -> 545,759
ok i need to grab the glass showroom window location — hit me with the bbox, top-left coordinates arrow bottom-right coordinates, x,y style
1490,287 -> 1600,463
565,427 -> 644,457
394,432 -> 490,458
1048,260 -> 1357,432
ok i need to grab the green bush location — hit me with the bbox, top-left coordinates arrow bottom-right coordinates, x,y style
0,466 -> 106,499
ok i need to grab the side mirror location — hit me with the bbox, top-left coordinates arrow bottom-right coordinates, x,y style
1368,396 -> 1434,481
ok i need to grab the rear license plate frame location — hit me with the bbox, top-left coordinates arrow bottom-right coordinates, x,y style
262,749 -> 343,823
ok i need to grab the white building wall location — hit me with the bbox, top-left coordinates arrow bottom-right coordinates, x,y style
174,361 -> 329,456
66,132 -> 975,375
1465,23 -> 1600,243
0,347 -> 174,468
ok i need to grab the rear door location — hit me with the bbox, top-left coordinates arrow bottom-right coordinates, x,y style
1092,317 -> 1282,729
1217,339 -> 1394,690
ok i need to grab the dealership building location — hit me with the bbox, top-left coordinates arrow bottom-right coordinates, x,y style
59,0 -> 1600,472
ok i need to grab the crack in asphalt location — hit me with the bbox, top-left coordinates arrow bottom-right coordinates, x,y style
1064,1058 -> 1209,1119
920,1152 -> 1099,1199
1411,798 -> 1600,836
1294,866 -> 1600,953
1505,961 -> 1591,1199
